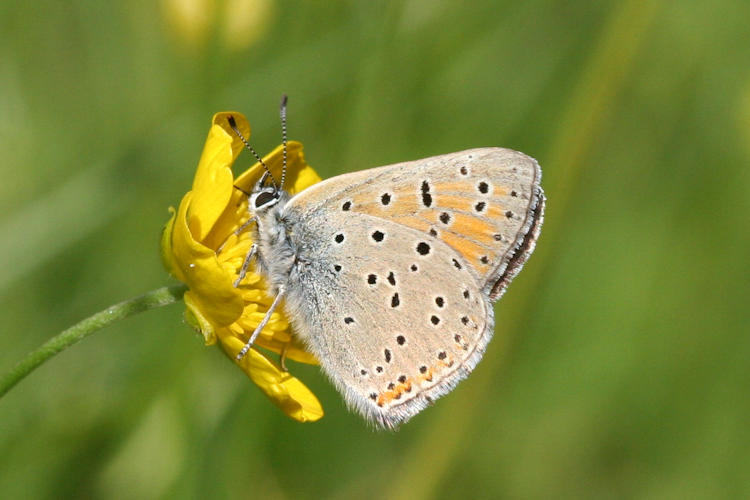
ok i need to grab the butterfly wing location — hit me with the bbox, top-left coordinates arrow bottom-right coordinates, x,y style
286,148 -> 544,299
279,148 -> 544,427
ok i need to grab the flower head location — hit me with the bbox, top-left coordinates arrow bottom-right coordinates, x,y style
161,112 -> 323,422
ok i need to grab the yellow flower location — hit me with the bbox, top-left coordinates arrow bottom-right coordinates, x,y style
161,112 -> 323,422
161,0 -> 273,52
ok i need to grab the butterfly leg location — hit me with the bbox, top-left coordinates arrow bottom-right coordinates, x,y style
234,215 -> 258,236
279,343 -> 290,372
217,216 -> 257,254
236,287 -> 286,360
233,244 -> 257,287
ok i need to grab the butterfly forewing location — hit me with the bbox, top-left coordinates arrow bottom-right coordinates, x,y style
286,148 -> 543,295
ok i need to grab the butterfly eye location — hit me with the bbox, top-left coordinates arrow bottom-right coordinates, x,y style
254,191 -> 277,208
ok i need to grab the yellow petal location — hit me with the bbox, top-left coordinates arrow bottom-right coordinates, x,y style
170,192 -> 244,327
160,206 -> 183,282
234,141 -> 321,196
253,335 -> 318,365
183,291 -> 217,344
220,335 -> 324,422
189,112 -> 251,242
233,304 -> 318,365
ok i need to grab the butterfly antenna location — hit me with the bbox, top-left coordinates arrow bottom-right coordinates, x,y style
279,94 -> 288,190
227,115 -> 279,190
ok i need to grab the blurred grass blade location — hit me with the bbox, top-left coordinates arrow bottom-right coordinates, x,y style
384,1 -> 661,498
0,284 -> 186,399
0,164 -> 130,294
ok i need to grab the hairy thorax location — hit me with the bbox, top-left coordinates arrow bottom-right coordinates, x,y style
251,199 -> 297,296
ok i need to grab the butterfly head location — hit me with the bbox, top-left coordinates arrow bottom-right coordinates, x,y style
228,94 -> 292,213
250,184 -> 283,212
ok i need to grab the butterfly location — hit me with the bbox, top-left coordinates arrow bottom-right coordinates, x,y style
230,97 -> 544,428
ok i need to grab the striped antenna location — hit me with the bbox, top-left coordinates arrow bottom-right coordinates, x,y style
227,115 -> 279,190
279,94 -> 288,190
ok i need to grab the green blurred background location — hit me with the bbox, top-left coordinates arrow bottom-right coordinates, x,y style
1,0 -> 748,498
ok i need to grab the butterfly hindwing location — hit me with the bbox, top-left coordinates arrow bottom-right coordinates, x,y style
277,209 -> 492,427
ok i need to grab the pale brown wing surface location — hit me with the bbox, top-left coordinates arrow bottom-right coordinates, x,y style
278,210 -> 492,427
277,149 -> 544,427
286,148 -> 544,298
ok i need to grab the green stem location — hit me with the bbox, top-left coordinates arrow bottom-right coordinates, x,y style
0,284 -> 187,399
